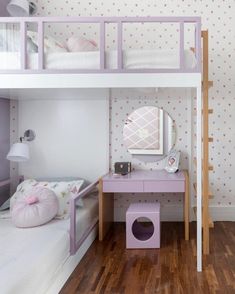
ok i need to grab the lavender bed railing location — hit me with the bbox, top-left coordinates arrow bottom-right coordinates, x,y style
0,178 -> 98,255
0,16 -> 201,74
70,180 -> 99,255
0,179 -> 10,188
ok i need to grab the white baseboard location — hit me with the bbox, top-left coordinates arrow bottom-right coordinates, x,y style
209,206 -> 235,221
115,205 -> 235,222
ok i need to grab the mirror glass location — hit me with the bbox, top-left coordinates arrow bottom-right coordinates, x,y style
123,106 -> 176,159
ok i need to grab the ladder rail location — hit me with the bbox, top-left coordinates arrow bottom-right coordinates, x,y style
202,30 -> 210,255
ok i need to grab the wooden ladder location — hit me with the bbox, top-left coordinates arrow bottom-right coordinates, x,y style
193,30 -> 214,255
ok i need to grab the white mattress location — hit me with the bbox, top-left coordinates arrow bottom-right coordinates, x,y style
0,49 -> 196,70
0,194 -> 98,294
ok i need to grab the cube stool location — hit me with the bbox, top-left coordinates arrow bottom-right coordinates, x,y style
126,202 -> 160,249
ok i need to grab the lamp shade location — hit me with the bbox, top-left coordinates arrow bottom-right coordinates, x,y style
7,143 -> 29,162
7,0 -> 30,17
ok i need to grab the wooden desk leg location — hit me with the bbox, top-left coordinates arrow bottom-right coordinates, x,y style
98,178 -> 114,241
184,171 -> 190,240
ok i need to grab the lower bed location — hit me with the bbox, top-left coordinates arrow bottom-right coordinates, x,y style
0,49 -> 196,70
0,194 -> 98,294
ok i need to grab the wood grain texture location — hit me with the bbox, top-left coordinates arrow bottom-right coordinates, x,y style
202,30 -> 210,255
183,170 -> 189,241
99,179 -> 114,241
60,222 -> 235,294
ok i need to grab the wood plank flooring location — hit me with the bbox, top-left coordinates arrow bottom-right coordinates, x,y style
60,222 -> 235,294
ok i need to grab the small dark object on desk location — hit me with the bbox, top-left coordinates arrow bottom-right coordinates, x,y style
114,162 -> 132,175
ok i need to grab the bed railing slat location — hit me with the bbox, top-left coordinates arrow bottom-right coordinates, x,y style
179,22 -> 184,71
100,21 -> 105,70
38,21 -> 44,70
195,20 -> 202,72
20,21 -> 26,70
117,21 -> 123,70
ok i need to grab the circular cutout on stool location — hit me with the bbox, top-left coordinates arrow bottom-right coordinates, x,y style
132,217 -> 154,241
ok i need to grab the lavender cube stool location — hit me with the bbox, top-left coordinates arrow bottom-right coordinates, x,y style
126,203 -> 160,249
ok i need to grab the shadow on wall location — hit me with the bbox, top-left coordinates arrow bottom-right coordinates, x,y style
0,0 -> 10,17
0,98 -> 10,205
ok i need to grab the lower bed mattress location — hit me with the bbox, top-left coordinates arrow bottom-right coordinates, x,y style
0,49 -> 196,70
0,194 -> 98,294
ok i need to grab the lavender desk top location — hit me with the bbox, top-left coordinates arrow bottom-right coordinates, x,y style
102,170 -> 186,193
103,170 -> 185,182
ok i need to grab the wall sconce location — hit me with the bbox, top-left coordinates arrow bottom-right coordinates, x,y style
7,129 -> 36,162
7,0 -> 37,17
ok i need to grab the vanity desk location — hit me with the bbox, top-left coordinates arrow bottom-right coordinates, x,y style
98,169 -> 189,241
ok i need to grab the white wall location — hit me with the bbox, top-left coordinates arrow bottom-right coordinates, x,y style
17,89 -> 109,182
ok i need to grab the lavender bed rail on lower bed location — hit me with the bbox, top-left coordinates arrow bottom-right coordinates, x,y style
70,180 -> 99,255
0,179 -> 10,188
0,16 -> 201,74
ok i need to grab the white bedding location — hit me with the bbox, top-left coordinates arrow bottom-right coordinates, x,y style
0,194 -> 98,294
0,49 -> 196,70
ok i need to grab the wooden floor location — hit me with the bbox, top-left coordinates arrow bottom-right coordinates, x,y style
60,222 -> 235,294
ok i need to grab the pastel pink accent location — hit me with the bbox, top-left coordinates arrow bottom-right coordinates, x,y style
71,186 -> 78,194
126,203 -> 160,249
25,196 -> 39,205
89,39 -> 98,47
11,187 -> 59,228
66,36 -> 98,52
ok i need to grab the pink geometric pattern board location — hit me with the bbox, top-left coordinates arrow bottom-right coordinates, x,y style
123,106 -> 162,154
33,0 -> 234,219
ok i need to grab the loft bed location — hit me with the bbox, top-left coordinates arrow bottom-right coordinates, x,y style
0,16 -> 201,88
0,16 -> 214,273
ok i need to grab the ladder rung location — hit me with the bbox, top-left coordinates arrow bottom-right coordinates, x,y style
208,137 -> 213,143
193,158 -> 214,172
202,137 -> 213,143
201,31 -> 208,38
193,183 -> 214,199
192,206 -> 214,228
208,164 -> 214,171
209,216 -> 214,228
202,81 -> 213,88
193,108 -> 214,115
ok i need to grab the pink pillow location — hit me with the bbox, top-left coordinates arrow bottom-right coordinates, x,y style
67,36 -> 98,52
11,187 -> 59,228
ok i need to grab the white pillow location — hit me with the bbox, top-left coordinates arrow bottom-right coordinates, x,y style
10,179 -> 84,219
67,36 -> 98,52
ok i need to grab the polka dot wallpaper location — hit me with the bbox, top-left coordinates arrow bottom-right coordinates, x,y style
33,0 -> 234,218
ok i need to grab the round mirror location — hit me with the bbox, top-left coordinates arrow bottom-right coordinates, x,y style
123,106 -> 176,160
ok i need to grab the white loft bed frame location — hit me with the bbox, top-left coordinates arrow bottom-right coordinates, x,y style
0,16 -> 203,274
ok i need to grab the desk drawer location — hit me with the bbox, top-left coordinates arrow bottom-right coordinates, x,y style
103,181 -> 143,193
144,181 -> 185,193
